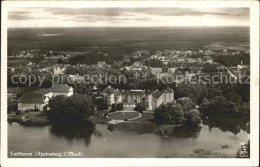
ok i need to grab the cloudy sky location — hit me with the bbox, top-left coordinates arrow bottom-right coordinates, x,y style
8,8 -> 249,27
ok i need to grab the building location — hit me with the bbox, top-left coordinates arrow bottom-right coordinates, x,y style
47,84 -> 74,97
97,61 -> 106,67
195,58 -> 203,63
177,57 -> 186,63
123,90 -> 145,104
132,61 -> 142,68
68,74 -> 84,82
162,59 -> 170,65
204,50 -> 215,55
187,58 -> 196,63
146,90 -> 163,110
190,65 -> 202,74
101,86 -> 175,111
53,65 -> 66,75
18,93 -> 49,111
167,67 -> 176,73
162,87 -> 175,104
151,67 -> 163,75
203,56 -> 214,64
102,86 -> 122,105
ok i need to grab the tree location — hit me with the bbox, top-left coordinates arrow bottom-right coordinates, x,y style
110,103 -> 117,112
227,92 -> 242,104
96,98 -> 108,111
185,109 -> 201,127
202,63 -> 218,73
176,83 -> 208,104
170,103 -> 186,124
176,97 -> 196,115
47,94 -> 95,127
134,103 -> 145,113
154,103 -> 185,125
116,103 -> 124,111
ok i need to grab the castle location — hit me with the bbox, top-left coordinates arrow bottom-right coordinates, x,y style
102,86 -> 175,111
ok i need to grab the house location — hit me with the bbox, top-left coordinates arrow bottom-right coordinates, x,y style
102,86 -> 122,105
132,61 -> 142,68
204,50 -> 215,55
187,58 -> 196,63
190,66 -> 202,74
53,65 -> 66,75
146,90 -> 163,111
97,61 -> 106,67
167,67 -> 176,73
162,59 -> 170,65
162,87 -> 175,104
130,67 -> 142,71
146,88 -> 174,110
47,84 -> 74,97
237,61 -> 249,70
177,57 -> 186,63
195,58 -> 203,63
18,93 -> 48,111
203,56 -> 214,64
68,74 -> 83,82
151,67 -> 163,75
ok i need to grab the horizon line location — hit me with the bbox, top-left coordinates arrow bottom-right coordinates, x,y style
8,26 -> 250,29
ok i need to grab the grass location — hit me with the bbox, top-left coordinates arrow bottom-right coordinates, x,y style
134,112 -> 154,123
8,111 -> 49,126
94,110 -> 110,124
108,122 -> 157,134
109,111 -> 139,120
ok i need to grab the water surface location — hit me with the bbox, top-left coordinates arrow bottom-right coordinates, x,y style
8,116 -> 249,158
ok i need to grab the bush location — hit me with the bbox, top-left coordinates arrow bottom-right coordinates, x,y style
110,103 -> 117,112
15,110 -> 22,115
116,103 -> 124,111
134,103 -> 145,113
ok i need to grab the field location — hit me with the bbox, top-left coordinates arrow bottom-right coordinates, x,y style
8,58 -> 31,66
8,27 -> 250,60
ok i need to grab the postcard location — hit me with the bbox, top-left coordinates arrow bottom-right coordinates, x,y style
1,1 -> 259,166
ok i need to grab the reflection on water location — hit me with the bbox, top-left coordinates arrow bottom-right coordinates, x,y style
49,125 -> 95,146
8,116 -> 249,158
202,116 -> 250,135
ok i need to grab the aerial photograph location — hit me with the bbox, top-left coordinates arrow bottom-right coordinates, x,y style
7,7 -> 250,158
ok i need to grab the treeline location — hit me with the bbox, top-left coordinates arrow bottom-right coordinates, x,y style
175,82 -> 250,117
212,53 -> 249,66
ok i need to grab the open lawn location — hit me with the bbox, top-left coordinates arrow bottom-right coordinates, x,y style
8,111 -> 49,126
134,112 -> 154,123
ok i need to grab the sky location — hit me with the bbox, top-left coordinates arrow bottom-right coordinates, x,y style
8,8 -> 249,28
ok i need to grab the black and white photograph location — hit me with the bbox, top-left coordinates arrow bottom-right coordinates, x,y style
1,1 -> 259,167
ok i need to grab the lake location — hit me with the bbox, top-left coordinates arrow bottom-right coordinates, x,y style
8,116 -> 249,158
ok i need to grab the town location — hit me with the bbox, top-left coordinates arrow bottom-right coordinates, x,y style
8,47 -> 250,158
8,47 -> 250,114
